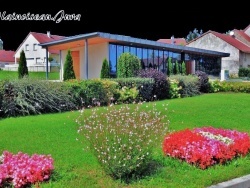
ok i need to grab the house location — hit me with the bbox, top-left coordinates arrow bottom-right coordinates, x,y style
0,50 -> 15,68
40,32 -> 229,80
187,24 -> 250,76
8,31 -> 66,72
157,36 -> 187,45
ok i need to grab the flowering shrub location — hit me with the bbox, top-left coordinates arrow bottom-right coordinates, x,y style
0,151 -> 54,188
162,127 -> 250,169
76,102 -> 169,182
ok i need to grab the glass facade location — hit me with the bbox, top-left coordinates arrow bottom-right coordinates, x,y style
109,43 -> 221,77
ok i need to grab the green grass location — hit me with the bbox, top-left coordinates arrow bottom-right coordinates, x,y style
0,70 -> 60,80
0,93 -> 250,188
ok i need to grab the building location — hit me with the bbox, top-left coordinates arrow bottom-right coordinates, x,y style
0,50 -> 15,68
157,36 -> 186,45
40,32 -> 229,80
187,24 -> 250,76
6,31 -> 66,72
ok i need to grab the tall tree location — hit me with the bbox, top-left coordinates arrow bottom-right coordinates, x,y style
117,52 -> 141,78
18,50 -> 29,79
186,28 -> 203,42
100,58 -> 110,78
63,50 -> 76,81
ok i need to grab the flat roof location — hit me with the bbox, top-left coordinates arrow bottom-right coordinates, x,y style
40,32 -> 230,57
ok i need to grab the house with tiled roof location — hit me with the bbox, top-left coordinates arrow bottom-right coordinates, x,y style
8,31 -> 66,72
157,36 -> 186,45
187,24 -> 250,76
0,50 -> 15,68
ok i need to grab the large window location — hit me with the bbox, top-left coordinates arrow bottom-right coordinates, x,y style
109,43 -> 221,77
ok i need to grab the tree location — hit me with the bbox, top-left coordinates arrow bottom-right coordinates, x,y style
117,52 -> 141,78
63,50 -> 76,81
173,60 -> 180,75
166,57 -> 173,76
100,58 -> 110,78
181,61 -> 186,75
18,50 -> 28,79
186,28 -> 203,42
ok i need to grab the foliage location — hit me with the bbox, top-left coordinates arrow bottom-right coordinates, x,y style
169,78 -> 181,99
100,58 -> 110,78
99,79 -> 120,104
166,58 -> 173,76
173,61 -> 180,75
1,78 -> 76,117
163,126 -> 250,169
194,70 -> 210,93
18,50 -> 29,79
76,103 -> 169,183
186,28 -> 203,42
63,50 -> 76,81
170,74 -> 200,97
209,80 -> 250,93
117,52 -> 141,78
110,77 -> 154,101
137,68 -> 170,100
181,61 -> 186,75
238,67 -> 250,77
117,86 -> 138,103
0,151 -> 54,188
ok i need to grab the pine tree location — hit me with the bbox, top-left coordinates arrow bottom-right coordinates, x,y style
166,57 -> 173,76
18,50 -> 28,79
100,58 -> 110,78
63,50 -> 76,81
181,61 -> 186,75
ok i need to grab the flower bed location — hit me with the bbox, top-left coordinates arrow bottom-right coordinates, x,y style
162,126 -> 250,169
0,151 -> 54,188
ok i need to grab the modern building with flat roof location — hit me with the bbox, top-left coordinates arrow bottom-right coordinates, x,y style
40,32 -> 230,80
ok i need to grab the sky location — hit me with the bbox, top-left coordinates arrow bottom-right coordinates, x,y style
0,4 -> 249,51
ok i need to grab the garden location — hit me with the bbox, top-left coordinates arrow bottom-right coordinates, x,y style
0,51 -> 250,187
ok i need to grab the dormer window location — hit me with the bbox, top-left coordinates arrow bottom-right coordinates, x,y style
25,44 -> 29,51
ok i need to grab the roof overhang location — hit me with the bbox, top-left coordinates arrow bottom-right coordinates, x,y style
40,32 -> 230,57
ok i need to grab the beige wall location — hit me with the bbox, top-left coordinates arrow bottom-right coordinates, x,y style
60,42 -> 109,80
187,33 -> 240,74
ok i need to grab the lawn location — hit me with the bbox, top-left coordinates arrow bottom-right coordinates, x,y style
0,70 -> 60,80
0,93 -> 250,188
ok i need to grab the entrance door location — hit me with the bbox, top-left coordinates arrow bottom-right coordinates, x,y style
71,51 -> 80,79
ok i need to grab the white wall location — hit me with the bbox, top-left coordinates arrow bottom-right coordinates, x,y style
239,52 -> 250,68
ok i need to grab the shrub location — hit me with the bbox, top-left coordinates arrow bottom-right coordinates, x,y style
169,74 -> 200,97
1,78 -> 76,117
209,80 -> 250,93
0,151 -> 54,188
100,58 -> 110,78
117,86 -> 138,103
166,58 -> 173,76
194,70 -> 210,93
238,67 -> 250,77
117,52 -> 141,78
76,103 -> 169,183
99,79 -> 120,104
18,50 -> 28,79
181,61 -> 186,75
169,78 -> 181,99
137,68 -> 170,100
63,50 -> 76,81
79,79 -> 109,107
110,77 -> 154,102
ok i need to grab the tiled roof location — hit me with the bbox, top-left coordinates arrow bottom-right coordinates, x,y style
157,38 -> 186,45
210,31 -> 250,53
31,32 -> 66,43
0,50 -> 15,63
187,30 -> 250,53
234,30 -> 250,43
243,24 -> 250,32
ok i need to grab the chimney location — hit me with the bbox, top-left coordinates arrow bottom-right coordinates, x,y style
47,31 -> 51,38
171,35 -> 175,44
